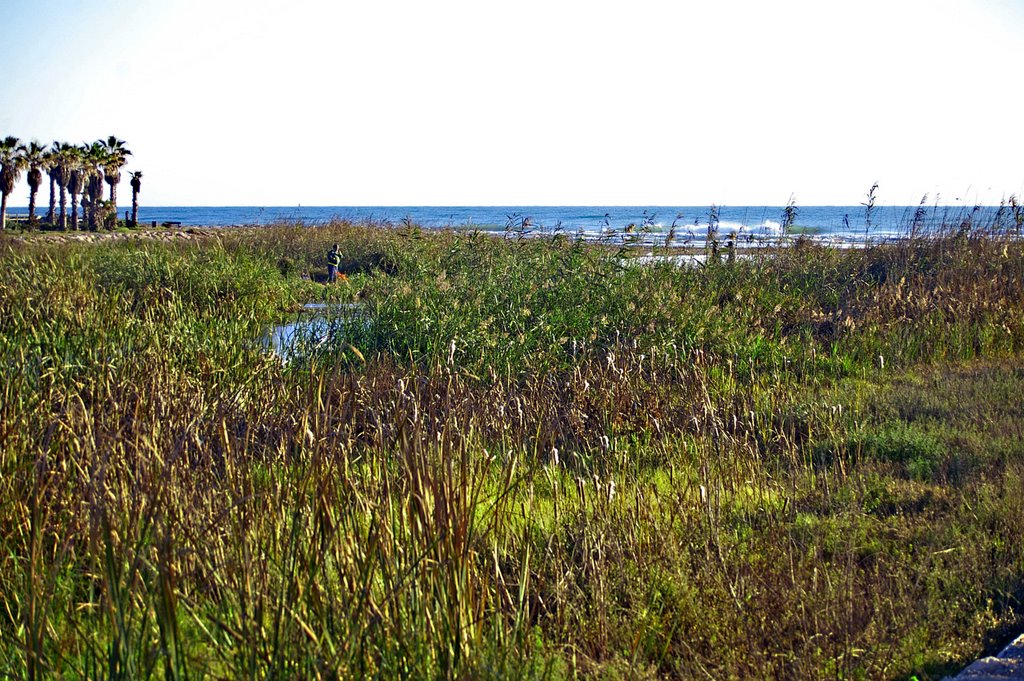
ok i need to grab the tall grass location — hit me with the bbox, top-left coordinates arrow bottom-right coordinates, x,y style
1,220 -> 1023,678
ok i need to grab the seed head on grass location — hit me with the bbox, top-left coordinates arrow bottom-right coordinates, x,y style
862,182 -> 879,235
782,195 -> 799,235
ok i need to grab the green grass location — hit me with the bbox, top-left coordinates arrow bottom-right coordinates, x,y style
1,223 -> 1023,679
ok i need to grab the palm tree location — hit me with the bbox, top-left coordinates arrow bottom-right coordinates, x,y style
83,142 -> 106,230
45,144 -> 59,224
101,136 -> 130,224
68,145 -> 86,231
52,142 -> 75,230
24,140 -> 48,227
129,171 -> 143,226
0,136 -> 27,231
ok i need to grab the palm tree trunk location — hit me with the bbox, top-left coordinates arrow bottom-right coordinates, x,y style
70,191 -> 79,231
85,178 -> 94,230
131,189 -> 139,226
110,184 -> 118,225
94,182 -> 103,230
59,186 -> 67,230
47,176 -> 56,223
1,192 -> 7,231
28,188 -> 37,226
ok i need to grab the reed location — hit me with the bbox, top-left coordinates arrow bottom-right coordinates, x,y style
1,219 -> 1023,679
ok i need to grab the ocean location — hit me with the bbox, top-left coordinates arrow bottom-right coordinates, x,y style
8,204 -> 1016,245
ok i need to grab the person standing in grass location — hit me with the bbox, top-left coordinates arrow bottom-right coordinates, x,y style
326,243 -> 341,283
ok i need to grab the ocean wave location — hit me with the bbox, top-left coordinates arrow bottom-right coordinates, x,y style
658,219 -> 784,235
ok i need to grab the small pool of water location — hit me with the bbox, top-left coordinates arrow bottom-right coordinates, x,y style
264,302 -> 363,361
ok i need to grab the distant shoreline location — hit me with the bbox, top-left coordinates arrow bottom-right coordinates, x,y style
4,204 -> 1014,238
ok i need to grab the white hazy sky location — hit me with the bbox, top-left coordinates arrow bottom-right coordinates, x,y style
2,0 -> 1023,206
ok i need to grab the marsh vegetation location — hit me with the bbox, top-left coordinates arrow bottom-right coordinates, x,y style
2,222 -> 1023,679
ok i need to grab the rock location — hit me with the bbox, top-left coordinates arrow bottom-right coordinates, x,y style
946,634 -> 1024,680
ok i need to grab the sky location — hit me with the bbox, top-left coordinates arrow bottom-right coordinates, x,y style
2,0 -> 1023,206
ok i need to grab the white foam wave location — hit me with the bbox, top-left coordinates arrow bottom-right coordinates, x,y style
668,219 -> 784,235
